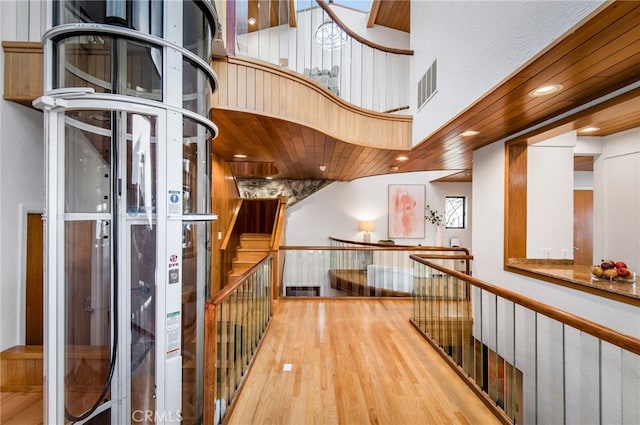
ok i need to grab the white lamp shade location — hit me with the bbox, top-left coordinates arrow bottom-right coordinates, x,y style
358,221 -> 375,232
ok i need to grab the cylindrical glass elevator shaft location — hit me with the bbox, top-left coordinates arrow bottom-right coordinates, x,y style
37,1 -> 219,423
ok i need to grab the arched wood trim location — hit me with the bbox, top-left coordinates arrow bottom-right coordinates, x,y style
211,56 -> 413,150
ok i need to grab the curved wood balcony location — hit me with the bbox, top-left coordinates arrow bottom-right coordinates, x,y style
211,56 -> 412,151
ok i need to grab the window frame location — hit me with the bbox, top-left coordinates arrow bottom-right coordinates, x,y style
444,196 -> 466,229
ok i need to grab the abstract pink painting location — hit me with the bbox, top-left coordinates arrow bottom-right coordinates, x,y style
388,184 -> 425,239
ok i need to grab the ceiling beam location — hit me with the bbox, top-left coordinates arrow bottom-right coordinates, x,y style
367,0 -> 382,28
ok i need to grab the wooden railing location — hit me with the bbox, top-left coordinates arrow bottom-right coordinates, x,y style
277,239 -> 472,297
270,197 -> 287,299
410,254 -> 640,424
204,256 -> 273,424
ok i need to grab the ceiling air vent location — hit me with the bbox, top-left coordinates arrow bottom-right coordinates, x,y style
418,59 -> 437,109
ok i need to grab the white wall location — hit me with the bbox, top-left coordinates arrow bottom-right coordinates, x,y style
285,171 -> 472,250
473,139 -> 640,425
0,101 -> 45,351
526,132 -> 575,259
593,128 -> 640,271
0,0 -> 46,351
411,0 -> 603,145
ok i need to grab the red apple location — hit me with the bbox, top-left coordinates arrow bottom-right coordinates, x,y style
600,260 -> 615,270
615,261 -> 627,269
617,267 -> 631,279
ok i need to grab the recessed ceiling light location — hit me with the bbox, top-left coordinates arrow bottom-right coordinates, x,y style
248,17 -> 256,26
396,155 -> 409,161
529,84 -> 563,97
390,166 -> 399,172
579,126 -> 600,134
233,154 -> 247,159
319,165 -> 326,171
265,176 -> 273,180
460,130 -> 479,137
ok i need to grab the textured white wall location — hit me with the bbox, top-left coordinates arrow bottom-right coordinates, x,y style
285,171 -> 472,249
411,0 -> 603,145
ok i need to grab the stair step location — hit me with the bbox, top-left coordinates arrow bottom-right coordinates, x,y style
239,233 -> 271,249
235,250 -> 270,262
1,345 -> 43,392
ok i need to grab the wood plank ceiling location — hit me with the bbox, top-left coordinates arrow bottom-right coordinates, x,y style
212,1 -> 640,182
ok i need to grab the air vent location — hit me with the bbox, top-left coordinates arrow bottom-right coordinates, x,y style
418,59 -> 437,109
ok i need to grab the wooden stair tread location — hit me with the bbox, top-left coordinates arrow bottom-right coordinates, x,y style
0,345 -> 43,360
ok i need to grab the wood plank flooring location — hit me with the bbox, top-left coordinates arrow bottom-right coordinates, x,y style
227,299 -> 500,425
0,392 -> 43,424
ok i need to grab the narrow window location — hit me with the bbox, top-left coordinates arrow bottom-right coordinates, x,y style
445,196 -> 465,229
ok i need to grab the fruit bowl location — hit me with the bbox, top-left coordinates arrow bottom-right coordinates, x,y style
591,271 -> 636,283
591,260 -> 636,283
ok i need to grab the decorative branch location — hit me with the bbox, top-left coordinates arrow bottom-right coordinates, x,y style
425,205 -> 444,226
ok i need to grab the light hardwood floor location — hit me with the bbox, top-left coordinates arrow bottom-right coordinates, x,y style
0,392 -> 43,425
227,299 -> 500,425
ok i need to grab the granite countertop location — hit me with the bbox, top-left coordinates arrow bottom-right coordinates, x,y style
506,259 -> 640,302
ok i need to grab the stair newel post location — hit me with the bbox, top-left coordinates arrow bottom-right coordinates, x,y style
203,300 -> 217,425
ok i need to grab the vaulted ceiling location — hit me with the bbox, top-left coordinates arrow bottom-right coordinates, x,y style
213,1 -> 640,182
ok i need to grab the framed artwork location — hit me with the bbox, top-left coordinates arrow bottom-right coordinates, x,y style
388,184 -> 425,239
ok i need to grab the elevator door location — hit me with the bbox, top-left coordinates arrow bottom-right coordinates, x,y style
57,106 -> 169,424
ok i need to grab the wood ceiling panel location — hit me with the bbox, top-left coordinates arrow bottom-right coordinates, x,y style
574,156 -> 594,172
373,0 -> 410,32
212,1 -> 640,182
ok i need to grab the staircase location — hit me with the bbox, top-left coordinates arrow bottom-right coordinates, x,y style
0,345 -> 43,392
228,233 -> 271,283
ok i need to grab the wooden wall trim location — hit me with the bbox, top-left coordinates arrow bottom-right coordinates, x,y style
504,142 -> 528,261
2,41 -> 43,104
211,56 -> 412,150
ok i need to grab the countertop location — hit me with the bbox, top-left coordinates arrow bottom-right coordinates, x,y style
506,260 -> 639,303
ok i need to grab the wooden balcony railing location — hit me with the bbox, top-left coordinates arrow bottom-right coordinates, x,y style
410,254 -> 640,424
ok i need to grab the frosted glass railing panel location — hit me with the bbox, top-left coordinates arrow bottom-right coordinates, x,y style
231,1 -> 410,113
536,317 -> 564,425
622,350 -> 640,422
517,307 -> 537,425
281,243 -> 471,297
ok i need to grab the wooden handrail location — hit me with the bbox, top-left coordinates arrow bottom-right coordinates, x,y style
220,199 -> 243,251
211,255 -> 272,306
411,255 -> 640,356
328,236 -> 471,255
315,0 -> 413,56
270,197 -> 287,250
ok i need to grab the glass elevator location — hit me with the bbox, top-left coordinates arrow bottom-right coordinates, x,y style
34,1 -> 219,423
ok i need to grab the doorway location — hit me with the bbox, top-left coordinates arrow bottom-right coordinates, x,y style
25,212 -> 44,345
573,189 -> 593,266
